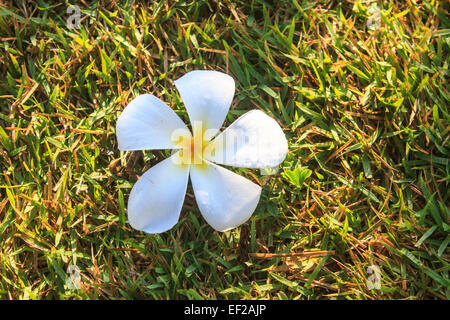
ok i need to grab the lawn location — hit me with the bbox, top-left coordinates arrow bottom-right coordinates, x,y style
0,0 -> 448,299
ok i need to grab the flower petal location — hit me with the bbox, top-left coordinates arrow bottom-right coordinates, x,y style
116,94 -> 188,151
127,153 -> 190,234
174,70 -> 235,136
204,110 -> 288,168
190,161 -> 261,232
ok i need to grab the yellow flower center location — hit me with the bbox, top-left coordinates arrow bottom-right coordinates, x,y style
174,121 -> 211,167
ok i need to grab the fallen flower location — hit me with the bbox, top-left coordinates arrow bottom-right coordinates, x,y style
116,70 -> 288,233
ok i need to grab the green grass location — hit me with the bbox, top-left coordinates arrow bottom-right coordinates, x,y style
0,0 -> 449,299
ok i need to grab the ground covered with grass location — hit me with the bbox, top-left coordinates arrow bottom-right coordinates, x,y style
0,0 -> 448,299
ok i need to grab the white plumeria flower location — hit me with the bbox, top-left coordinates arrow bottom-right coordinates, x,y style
116,70 -> 288,233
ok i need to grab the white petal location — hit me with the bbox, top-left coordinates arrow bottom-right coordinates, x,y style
127,153 -> 190,234
116,94 -> 188,151
204,110 -> 288,168
174,70 -> 235,135
190,161 -> 261,232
